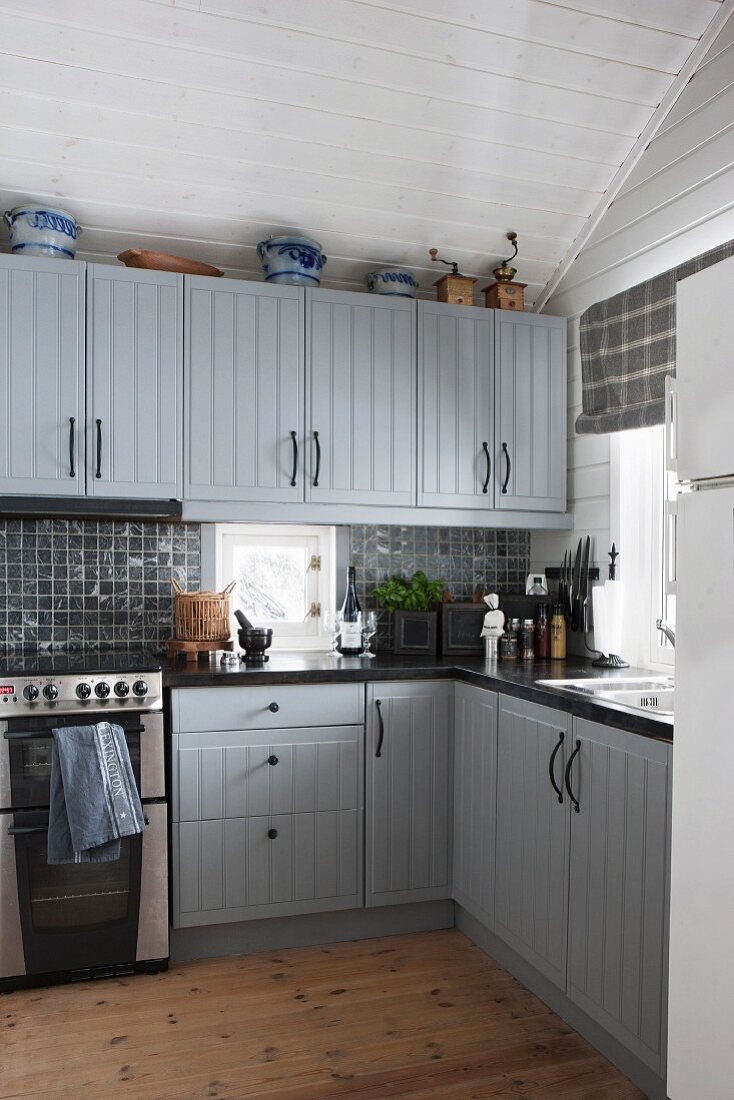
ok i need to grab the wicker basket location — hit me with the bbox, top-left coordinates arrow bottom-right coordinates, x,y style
171,579 -> 236,642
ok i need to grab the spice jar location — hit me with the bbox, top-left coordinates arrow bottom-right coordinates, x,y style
500,624 -> 519,660
535,604 -> 549,659
520,619 -> 535,660
550,604 -> 567,659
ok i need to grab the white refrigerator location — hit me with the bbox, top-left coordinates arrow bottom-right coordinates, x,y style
667,255 -> 734,1100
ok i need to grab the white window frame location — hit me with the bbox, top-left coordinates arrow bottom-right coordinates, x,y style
613,426 -> 676,670
211,523 -> 336,651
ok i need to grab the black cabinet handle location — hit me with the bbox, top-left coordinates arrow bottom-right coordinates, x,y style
564,739 -> 581,814
481,441 -> 491,494
95,418 -> 103,479
375,698 -> 385,758
268,702 -> 279,713
268,754 -> 279,766
313,430 -> 321,487
267,828 -> 278,840
501,442 -> 511,494
289,430 -> 298,487
548,731 -> 565,804
68,417 -> 76,478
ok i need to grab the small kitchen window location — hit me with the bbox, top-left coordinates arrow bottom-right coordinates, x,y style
210,524 -> 337,650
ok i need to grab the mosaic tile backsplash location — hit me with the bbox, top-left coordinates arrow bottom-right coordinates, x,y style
350,525 -> 531,650
0,520 -> 201,653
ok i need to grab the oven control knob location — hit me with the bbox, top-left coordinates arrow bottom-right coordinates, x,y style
114,681 -> 130,698
23,684 -> 39,701
132,680 -> 149,697
76,683 -> 92,700
43,684 -> 59,701
95,681 -> 110,699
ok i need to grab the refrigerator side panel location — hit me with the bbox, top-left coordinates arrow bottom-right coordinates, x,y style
676,255 -> 734,482
667,485 -> 734,1100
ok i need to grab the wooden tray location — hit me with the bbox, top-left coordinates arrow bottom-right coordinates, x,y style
118,248 -> 224,277
167,638 -> 234,663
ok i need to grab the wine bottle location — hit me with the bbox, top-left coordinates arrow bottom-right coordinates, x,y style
338,565 -> 363,655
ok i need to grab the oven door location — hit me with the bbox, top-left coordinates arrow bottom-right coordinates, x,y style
0,802 -> 168,982
0,712 -> 164,810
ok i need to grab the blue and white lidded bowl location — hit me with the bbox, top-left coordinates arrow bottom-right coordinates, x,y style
365,268 -> 419,297
257,235 -> 327,286
4,204 -> 82,259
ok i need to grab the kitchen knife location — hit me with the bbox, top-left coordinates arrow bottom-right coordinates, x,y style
570,538 -> 582,631
559,550 -> 567,609
579,535 -> 591,632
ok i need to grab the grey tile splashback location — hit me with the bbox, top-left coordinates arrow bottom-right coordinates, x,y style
0,519 -> 201,653
350,524 -> 530,650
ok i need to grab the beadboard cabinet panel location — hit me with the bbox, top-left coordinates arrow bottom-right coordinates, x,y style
568,719 -> 672,1075
495,311 -> 566,512
418,302 -> 494,509
366,681 -> 452,907
306,289 -> 416,506
185,277 -> 304,503
0,255 -> 85,496
452,682 -> 498,927
87,264 -> 183,498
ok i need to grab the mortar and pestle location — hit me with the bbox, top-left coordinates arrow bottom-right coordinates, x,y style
234,609 -> 273,664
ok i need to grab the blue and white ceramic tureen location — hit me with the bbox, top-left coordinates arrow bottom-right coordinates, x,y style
257,235 -> 327,286
365,268 -> 419,297
4,204 -> 82,259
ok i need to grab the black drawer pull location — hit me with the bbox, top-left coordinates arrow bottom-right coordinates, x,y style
313,430 -> 321,487
375,698 -> 385,758
564,739 -> 581,814
95,418 -> 103,479
68,416 -> 76,478
289,430 -> 298,487
267,828 -> 278,840
501,442 -> 511,494
268,754 -> 279,766
268,702 -> 279,713
548,731 -> 565,803
481,441 -> 491,494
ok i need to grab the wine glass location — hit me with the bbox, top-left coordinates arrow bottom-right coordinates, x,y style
324,610 -> 342,656
361,610 -> 378,658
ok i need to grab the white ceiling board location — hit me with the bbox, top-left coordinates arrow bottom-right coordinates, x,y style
0,0 -> 723,304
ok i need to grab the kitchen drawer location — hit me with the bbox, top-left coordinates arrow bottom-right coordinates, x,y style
172,725 -> 363,822
171,683 -> 364,733
172,809 -> 362,926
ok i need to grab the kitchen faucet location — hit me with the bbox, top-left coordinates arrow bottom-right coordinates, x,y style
656,619 -> 676,648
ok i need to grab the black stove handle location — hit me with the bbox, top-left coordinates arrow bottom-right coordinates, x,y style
8,824 -> 47,835
4,723 -> 147,740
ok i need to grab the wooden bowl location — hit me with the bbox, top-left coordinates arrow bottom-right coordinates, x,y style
117,248 -> 224,277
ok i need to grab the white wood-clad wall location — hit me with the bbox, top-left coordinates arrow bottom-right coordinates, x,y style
532,10 -> 734,575
0,0 -> 722,306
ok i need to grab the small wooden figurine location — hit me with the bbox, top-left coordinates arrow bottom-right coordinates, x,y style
482,232 -> 527,311
429,248 -> 476,305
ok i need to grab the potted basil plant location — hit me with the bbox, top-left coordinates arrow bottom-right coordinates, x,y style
372,571 -> 445,655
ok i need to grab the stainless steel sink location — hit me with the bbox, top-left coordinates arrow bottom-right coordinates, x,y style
536,676 -> 674,717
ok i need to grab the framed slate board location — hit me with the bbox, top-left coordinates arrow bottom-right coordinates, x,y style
393,610 -> 438,655
441,603 -> 485,655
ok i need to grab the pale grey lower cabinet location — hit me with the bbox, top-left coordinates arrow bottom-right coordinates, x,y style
494,694 -> 571,989
567,719 -> 672,1075
366,681 -> 452,906
452,682 -> 497,926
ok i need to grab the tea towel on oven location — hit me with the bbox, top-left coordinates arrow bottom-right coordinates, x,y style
48,722 -> 146,864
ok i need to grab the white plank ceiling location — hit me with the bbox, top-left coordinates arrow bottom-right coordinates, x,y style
0,0 -> 724,306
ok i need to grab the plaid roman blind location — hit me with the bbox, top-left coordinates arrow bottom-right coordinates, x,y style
576,238 -> 734,434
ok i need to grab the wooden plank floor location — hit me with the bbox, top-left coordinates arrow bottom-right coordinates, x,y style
0,929 -> 645,1100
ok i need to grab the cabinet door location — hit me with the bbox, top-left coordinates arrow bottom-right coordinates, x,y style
306,289 -> 415,506
494,694 -> 570,988
494,311 -> 566,512
419,302 -> 494,508
0,255 -> 85,496
568,719 -> 671,1074
452,683 -> 497,926
366,681 -> 452,906
87,265 -> 183,498
185,277 -> 304,502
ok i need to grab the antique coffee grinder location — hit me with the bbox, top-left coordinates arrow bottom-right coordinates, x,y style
483,232 -> 527,311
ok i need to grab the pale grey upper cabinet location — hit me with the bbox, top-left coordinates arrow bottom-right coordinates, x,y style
306,289 -> 416,506
87,265 -> 183,498
567,719 -> 671,1075
0,254 -> 85,496
185,277 -> 304,503
494,311 -> 566,512
418,302 -> 494,508
494,693 -> 570,989
452,682 -> 497,927
366,681 -> 452,907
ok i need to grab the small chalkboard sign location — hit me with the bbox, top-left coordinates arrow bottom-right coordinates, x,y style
441,603 -> 485,655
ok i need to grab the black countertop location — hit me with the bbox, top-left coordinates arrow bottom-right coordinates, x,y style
164,652 -> 673,743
